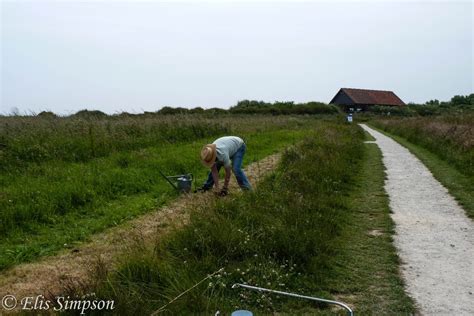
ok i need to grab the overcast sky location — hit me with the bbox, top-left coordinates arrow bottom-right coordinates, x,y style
1,0 -> 472,115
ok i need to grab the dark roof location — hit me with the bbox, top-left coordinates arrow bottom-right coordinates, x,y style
331,88 -> 405,106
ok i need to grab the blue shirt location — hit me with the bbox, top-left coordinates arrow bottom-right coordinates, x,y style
213,136 -> 244,168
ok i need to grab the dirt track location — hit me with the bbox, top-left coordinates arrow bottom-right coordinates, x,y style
0,153 -> 280,300
361,124 -> 474,315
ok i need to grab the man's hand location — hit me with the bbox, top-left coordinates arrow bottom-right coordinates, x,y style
216,187 -> 229,197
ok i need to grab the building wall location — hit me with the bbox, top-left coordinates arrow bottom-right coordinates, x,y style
330,90 -> 354,106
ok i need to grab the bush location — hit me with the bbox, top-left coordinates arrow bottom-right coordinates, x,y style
72,109 -> 108,119
230,100 -> 339,115
37,111 -> 58,118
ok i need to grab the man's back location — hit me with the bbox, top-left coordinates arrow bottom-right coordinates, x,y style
213,136 -> 244,167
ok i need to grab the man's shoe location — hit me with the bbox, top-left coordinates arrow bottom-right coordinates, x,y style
194,186 -> 210,193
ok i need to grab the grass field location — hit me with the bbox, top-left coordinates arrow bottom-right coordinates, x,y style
66,122 -> 414,315
0,115 -> 328,270
371,115 -> 473,219
6,113 -> 469,314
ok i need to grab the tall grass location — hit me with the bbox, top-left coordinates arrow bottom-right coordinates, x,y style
0,115 -> 327,170
0,115 -> 230,170
83,122 -> 364,314
372,114 -> 473,176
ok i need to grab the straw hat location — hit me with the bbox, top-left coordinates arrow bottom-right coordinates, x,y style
200,143 -> 217,167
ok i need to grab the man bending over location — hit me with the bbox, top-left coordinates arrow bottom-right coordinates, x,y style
199,136 -> 252,195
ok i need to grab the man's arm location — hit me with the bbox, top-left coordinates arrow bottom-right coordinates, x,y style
223,166 -> 232,189
211,164 -> 220,189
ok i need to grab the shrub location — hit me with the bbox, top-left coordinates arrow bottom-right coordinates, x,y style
230,100 -> 339,115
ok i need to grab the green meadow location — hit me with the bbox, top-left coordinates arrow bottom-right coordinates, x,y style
0,115 -> 323,270
1,109 -> 470,314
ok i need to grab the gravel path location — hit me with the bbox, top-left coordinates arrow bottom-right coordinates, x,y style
360,124 -> 474,315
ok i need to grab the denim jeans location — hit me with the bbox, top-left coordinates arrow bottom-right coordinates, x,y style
202,143 -> 252,190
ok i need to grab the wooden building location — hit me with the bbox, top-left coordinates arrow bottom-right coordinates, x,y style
330,88 -> 405,112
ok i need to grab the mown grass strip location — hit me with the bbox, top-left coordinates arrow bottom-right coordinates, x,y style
369,125 -> 474,219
